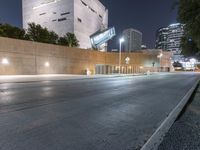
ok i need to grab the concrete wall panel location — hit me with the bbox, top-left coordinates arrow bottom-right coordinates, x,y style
0,37 -> 172,75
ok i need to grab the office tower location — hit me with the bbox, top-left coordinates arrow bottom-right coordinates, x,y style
155,23 -> 184,55
123,28 -> 142,52
167,23 -> 184,54
155,27 -> 169,50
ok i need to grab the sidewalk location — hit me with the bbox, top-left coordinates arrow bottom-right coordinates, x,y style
0,73 -> 149,84
158,84 -> 200,150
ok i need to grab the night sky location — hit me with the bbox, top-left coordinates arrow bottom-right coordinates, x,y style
0,0 -> 177,49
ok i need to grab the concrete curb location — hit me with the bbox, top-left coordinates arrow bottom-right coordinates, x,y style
141,79 -> 200,150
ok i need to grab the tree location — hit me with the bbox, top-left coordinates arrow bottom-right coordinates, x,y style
181,36 -> 200,58
0,23 -> 26,39
26,23 -> 58,44
58,33 -> 79,47
178,0 -> 200,49
58,37 -> 67,46
48,31 -> 59,44
0,22 -> 79,47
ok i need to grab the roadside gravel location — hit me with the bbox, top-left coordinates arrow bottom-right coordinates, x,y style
158,84 -> 200,150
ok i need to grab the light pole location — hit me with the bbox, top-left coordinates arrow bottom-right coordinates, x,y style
119,37 -> 124,74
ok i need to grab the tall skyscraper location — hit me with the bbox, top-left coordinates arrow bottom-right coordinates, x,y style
123,28 -> 142,52
155,23 -> 184,55
155,27 -> 169,50
167,23 -> 184,54
22,0 -> 108,50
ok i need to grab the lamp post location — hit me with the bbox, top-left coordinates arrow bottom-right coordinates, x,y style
119,37 -> 124,74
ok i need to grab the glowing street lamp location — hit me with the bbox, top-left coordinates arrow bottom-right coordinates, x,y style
119,37 -> 125,74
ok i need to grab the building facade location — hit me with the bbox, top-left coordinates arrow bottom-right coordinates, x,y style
22,0 -> 108,50
167,23 -> 184,54
123,28 -> 142,52
155,27 -> 169,50
155,23 -> 184,55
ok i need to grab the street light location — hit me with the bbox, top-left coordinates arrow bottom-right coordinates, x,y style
119,37 -> 124,74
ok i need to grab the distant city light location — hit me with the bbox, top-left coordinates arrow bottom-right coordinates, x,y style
169,23 -> 181,27
2,58 -> 9,65
190,58 -> 197,63
45,62 -> 50,67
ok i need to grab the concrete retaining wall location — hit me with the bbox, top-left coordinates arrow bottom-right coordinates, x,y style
0,37 -> 172,75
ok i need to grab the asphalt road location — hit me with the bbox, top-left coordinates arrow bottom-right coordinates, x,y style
0,73 -> 199,150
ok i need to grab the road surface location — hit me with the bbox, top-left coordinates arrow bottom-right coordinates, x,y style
0,73 -> 199,150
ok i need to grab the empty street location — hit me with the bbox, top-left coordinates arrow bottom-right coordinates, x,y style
0,73 -> 199,150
